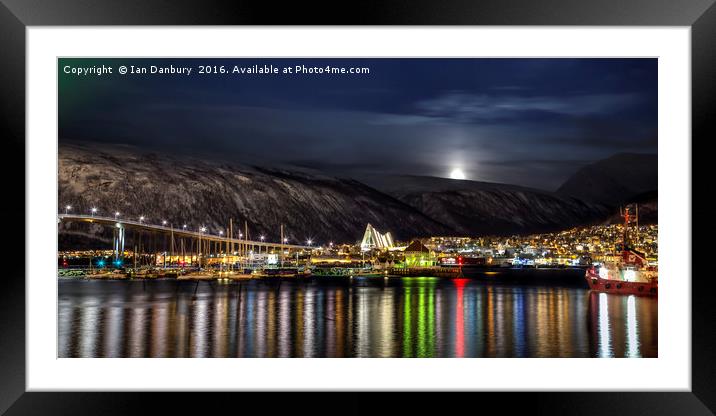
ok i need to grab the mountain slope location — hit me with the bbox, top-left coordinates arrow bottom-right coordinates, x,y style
58,143 -> 453,246
603,190 -> 658,225
557,153 -> 657,207
360,175 -> 609,236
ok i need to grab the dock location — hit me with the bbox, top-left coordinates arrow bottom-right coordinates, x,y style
389,266 -> 463,278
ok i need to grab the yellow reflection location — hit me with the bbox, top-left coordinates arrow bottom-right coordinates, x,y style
278,289 -> 290,357
303,288 -> 315,357
380,290 -> 394,357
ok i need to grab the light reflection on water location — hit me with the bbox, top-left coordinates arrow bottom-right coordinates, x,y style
58,277 -> 657,358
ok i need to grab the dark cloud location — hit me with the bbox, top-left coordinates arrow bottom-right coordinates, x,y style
59,58 -> 657,191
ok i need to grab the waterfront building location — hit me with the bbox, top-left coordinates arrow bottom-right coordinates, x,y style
402,240 -> 436,267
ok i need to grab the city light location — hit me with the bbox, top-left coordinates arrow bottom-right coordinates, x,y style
283,238 -> 288,243
162,220 -> 167,226
307,239 -> 313,246
239,232 -> 243,238
91,207 -> 98,216
219,230 -> 224,236
114,211 -> 120,219
200,227 -> 207,233
183,224 -> 187,229
260,235 -> 265,241
139,216 -> 145,223
65,205 -> 72,214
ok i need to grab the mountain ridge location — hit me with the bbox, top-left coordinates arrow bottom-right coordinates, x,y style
359,173 -> 610,236
556,152 -> 657,207
58,143 -> 453,246
58,143 -> 638,248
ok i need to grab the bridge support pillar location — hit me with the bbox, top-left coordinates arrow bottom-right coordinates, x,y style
114,224 -> 125,261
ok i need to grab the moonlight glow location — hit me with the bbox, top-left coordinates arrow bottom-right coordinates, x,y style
450,168 -> 466,180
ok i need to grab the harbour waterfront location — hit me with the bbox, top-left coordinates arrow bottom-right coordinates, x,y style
57,58 -> 659,361
58,272 -> 657,358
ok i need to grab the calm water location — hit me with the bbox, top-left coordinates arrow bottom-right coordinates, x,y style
58,274 -> 658,358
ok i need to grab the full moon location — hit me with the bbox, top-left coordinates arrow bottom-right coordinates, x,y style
449,168 -> 466,180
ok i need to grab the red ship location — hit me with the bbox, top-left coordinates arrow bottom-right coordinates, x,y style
585,205 -> 658,296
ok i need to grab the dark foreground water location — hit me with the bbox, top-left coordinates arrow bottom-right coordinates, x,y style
58,273 -> 658,358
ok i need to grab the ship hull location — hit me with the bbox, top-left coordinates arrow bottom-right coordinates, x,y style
585,269 -> 657,296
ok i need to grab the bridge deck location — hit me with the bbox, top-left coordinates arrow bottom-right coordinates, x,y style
58,214 -> 313,250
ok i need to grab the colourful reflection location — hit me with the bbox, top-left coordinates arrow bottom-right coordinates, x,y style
58,278 -> 658,358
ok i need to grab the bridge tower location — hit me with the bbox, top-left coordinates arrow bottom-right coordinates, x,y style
113,223 -> 125,262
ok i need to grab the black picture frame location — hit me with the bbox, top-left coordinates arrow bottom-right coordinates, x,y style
1,0 -> 712,414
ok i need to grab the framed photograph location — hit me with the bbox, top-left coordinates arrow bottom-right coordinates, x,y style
2,0 -> 712,414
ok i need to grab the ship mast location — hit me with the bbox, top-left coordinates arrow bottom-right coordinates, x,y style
622,206 -> 630,250
635,204 -> 639,247
621,204 -> 640,250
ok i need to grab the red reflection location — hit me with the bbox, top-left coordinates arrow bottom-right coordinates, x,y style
455,279 -> 466,357
453,278 -> 468,288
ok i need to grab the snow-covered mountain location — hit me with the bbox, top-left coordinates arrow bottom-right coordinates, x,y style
359,175 -> 609,236
58,143 -> 452,246
59,143 -> 615,248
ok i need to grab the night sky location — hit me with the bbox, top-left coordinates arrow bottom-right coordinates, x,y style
58,58 -> 657,191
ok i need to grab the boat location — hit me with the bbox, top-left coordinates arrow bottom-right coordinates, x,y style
585,204 -> 657,296
390,266 -> 463,278
257,266 -> 312,279
312,266 -> 377,278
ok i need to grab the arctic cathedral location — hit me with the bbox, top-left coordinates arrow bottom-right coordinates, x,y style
360,223 -> 395,251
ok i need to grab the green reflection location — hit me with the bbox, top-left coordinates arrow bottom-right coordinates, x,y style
402,277 -> 438,357
427,285 -> 435,357
403,287 -> 411,357
418,287 -> 426,356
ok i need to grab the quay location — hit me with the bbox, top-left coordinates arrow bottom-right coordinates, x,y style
390,266 -> 464,278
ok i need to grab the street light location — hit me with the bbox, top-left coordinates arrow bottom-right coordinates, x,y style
283,238 -> 288,243
219,230 -> 224,236
260,235 -> 265,241
64,205 -> 72,214
162,220 -> 167,226
200,227 -> 207,233
239,232 -> 243,238
114,211 -> 120,219
139,216 -> 145,223
183,224 -> 187,229
91,207 -> 97,217
307,239 -> 313,246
